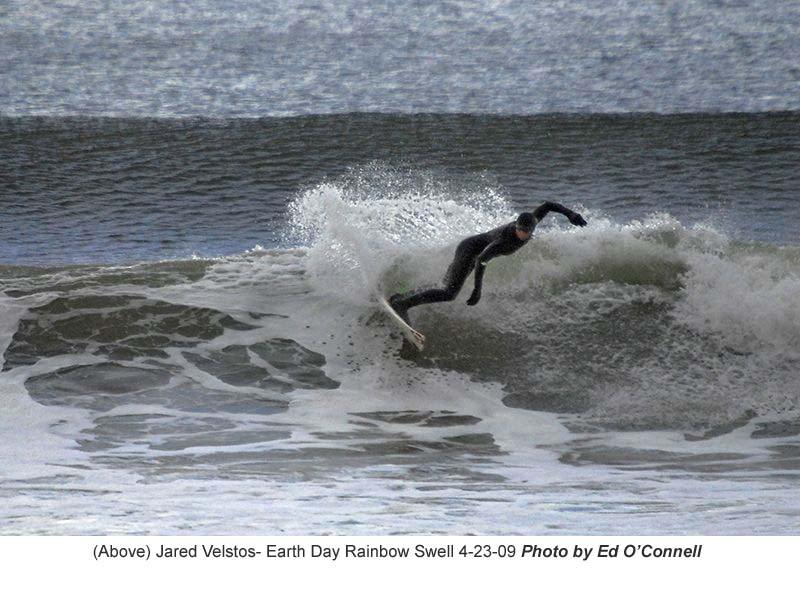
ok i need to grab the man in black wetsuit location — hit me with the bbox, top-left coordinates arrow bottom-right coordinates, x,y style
389,202 -> 587,324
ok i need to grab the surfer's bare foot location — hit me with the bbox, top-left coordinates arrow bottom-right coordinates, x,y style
389,294 -> 411,326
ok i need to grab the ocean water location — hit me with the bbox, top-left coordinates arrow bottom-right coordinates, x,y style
2,1 -> 800,535
3,0 -> 800,116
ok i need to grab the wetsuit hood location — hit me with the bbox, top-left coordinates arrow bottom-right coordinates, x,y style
516,212 -> 536,232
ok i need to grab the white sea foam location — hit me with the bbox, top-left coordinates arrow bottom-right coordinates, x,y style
290,173 -> 800,356
288,167 -> 512,304
3,185 -> 800,533
284,174 -> 800,434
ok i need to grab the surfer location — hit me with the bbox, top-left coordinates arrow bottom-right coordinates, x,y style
389,202 -> 587,324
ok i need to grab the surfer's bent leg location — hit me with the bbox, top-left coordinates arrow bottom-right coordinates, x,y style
389,242 -> 476,321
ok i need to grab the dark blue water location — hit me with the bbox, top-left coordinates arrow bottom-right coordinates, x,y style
1,113 -> 798,265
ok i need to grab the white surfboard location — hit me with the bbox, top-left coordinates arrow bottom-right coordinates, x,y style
378,296 -> 426,351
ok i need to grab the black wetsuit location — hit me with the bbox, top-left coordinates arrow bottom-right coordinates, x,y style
390,202 -> 585,322
390,220 -> 531,315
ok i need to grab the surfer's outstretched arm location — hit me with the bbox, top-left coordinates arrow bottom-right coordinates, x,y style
466,240 -> 505,306
533,201 -> 587,226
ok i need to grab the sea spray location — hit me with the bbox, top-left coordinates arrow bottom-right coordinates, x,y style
288,164 -> 512,304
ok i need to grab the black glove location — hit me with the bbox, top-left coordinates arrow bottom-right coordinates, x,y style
466,289 -> 481,306
568,212 -> 587,227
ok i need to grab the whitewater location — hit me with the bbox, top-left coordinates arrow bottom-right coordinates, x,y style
3,164 -> 800,533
